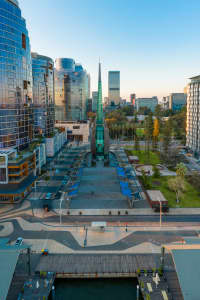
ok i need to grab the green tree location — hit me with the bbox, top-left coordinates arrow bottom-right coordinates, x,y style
176,163 -> 187,178
141,169 -> 151,189
168,177 -> 185,204
162,121 -> 171,154
134,133 -> 140,152
153,118 -> 159,151
134,114 -> 138,123
152,166 -> 161,178
154,104 -> 163,125
144,113 -> 154,158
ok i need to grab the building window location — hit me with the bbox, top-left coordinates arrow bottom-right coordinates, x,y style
23,81 -> 28,90
73,126 -> 80,129
22,33 -> 26,50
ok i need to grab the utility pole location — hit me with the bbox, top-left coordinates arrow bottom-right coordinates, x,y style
160,246 -> 165,272
27,247 -> 31,276
159,200 -> 162,227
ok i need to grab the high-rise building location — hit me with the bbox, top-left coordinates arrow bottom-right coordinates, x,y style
55,58 -> 89,121
186,75 -> 200,156
120,99 -> 126,106
168,93 -> 187,111
130,94 -> 136,106
0,0 -> 33,150
161,96 -> 169,110
86,98 -> 92,114
32,53 -> 55,137
108,71 -> 120,105
136,97 -> 158,112
92,91 -> 98,112
87,74 -> 91,98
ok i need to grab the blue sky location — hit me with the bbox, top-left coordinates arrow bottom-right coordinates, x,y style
19,0 -> 200,100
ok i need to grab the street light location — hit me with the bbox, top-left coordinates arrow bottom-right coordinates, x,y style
33,180 -> 46,216
59,191 -> 68,225
159,199 -> 162,227
136,285 -> 139,300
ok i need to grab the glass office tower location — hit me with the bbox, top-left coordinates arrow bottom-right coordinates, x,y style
32,53 -> 55,137
55,58 -> 89,121
108,71 -> 120,105
0,0 -> 33,150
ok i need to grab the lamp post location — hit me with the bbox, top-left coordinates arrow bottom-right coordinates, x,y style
136,285 -> 139,300
159,199 -> 162,227
59,191 -> 66,225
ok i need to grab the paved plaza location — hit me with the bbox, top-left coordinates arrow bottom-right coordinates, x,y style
70,160 -> 129,209
0,216 -> 199,255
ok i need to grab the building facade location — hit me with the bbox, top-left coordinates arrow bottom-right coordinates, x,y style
108,71 -> 120,105
186,75 -> 200,156
32,53 -> 55,137
162,96 -> 169,110
130,93 -> 136,106
136,97 -> 158,112
55,58 -> 89,122
168,93 -> 187,111
55,121 -> 89,143
92,91 -> 98,112
86,98 -> 92,114
0,0 -> 33,150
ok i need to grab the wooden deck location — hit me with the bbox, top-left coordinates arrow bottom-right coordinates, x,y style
36,254 -> 164,276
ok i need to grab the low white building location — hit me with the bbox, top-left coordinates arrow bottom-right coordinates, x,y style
45,129 -> 67,157
55,121 -> 89,143
34,143 -> 46,175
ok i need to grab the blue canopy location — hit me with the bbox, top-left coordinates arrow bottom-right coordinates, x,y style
120,182 -> 128,188
68,190 -> 78,196
69,183 -> 79,189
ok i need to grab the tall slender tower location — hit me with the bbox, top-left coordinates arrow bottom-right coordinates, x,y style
95,62 -> 104,156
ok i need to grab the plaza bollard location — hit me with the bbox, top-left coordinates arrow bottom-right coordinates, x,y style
52,285 -> 56,299
136,285 -> 139,300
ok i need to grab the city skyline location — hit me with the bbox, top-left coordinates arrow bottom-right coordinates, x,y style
19,0 -> 200,100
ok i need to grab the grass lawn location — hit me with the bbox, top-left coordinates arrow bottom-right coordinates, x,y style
136,128 -> 145,137
141,176 -> 200,208
125,150 -> 160,165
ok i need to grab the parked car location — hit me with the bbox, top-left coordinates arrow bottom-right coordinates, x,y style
45,193 -> 52,200
41,248 -> 49,256
15,237 -> 23,246
43,204 -> 49,211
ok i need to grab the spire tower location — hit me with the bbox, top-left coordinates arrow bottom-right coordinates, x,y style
97,62 -> 103,125
95,62 -> 104,156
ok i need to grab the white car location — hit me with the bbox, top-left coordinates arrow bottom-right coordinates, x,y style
15,237 -> 23,246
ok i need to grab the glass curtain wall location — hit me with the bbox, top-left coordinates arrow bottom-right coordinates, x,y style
55,58 -> 89,121
32,53 -> 55,137
0,0 -> 33,150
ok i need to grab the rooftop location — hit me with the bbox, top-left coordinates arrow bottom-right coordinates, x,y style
190,75 -> 200,82
0,250 -> 20,300
8,0 -> 19,7
146,190 -> 167,202
172,249 -> 200,300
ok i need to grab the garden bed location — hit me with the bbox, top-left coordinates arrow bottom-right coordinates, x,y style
139,175 -> 200,208
125,150 -> 160,166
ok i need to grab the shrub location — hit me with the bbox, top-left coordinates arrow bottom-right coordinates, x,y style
136,268 -> 141,276
152,166 -> 161,178
158,267 -> 163,276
